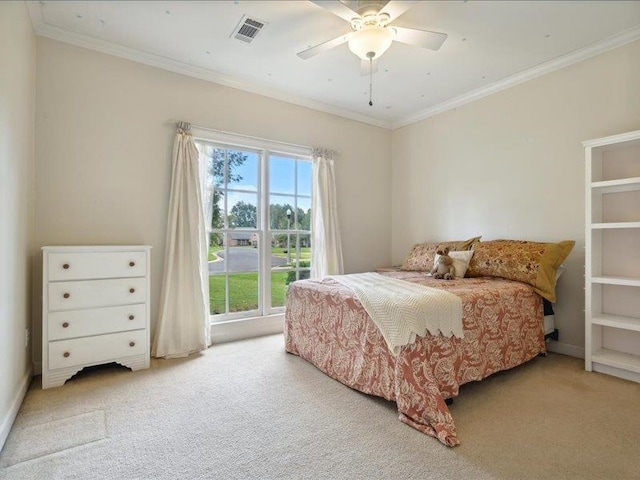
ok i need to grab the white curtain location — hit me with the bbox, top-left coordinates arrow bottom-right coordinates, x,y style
152,125 -> 211,358
311,148 -> 344,278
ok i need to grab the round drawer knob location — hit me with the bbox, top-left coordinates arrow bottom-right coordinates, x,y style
63,263 -> 70,270
128,315 -> 135,320
62,322 -> 69,328
129,288 -> 135,293
129,341 -> 136,347
129,261 -> 135,267
63,293 -> 70,299
63,352 -> 70,358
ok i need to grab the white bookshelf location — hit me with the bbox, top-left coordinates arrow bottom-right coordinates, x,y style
584,129 -> 640,383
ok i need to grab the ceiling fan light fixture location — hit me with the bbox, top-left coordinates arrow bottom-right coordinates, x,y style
348,25 -> 394,60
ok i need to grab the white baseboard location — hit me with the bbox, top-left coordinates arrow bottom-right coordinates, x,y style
0,367 -> 33,453
546,340 -> 585,359
211,314 -> 284,345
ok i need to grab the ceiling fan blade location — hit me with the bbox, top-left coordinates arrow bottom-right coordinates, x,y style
297,32 -> 353,59
391,26 -> 447,51
360,58 -> 379,76
379,0 -> 420,23
310,1 -> 361,23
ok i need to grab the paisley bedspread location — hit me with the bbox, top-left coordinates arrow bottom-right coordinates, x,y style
284,271 -> 545,447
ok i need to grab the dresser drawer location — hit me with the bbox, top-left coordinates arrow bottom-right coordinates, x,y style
48,277 -> 146,311
48,329 -> 147,370
48,251 -> 147,281
48,304 -> 146,341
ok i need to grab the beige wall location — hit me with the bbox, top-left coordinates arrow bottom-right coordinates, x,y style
391,40 -> 640,354
0,2 -> 36,446
34,38 -> 392,359
31,29 -> 640,367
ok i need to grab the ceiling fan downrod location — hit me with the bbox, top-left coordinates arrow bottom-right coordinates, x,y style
368,51 -> 374,106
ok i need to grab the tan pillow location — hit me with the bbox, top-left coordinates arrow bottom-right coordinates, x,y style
401,236 -> 481,272
466,239 -> 575,302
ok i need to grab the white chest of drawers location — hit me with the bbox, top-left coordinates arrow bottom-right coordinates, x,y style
42,246 -> 152,389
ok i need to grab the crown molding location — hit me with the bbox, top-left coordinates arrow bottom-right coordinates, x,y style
392,24 -> 640,130
25,2 -> 392,130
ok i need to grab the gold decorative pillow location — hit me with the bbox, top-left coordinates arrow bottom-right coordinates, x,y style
401,236 -> 481,272
466,239 -> 575,302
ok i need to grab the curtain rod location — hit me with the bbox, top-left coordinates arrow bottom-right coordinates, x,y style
175,120 -> 315,152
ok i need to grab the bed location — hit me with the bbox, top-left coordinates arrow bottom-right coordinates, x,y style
284,239 -> 574,447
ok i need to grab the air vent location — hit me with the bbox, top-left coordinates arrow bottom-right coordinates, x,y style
231,15 -> 268,43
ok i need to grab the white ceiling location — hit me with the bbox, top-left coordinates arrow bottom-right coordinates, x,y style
28,1 -> 640,129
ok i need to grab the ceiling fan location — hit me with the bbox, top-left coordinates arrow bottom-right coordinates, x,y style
297,0 -> 448,76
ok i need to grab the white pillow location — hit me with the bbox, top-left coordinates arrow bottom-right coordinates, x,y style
433,250 -> 475,279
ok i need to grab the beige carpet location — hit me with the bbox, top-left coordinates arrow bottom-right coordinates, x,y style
1,334 -> 639,479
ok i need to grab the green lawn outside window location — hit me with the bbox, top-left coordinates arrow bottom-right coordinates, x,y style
209,271 -> 290,314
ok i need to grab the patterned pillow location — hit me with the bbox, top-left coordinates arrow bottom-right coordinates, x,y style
466,239 -> 575,302
401,236 -> 481,272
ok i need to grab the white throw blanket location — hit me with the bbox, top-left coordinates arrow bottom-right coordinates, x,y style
330,273 -> 463,356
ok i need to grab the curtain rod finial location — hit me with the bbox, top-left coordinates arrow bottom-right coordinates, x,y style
177,121 -> 191,132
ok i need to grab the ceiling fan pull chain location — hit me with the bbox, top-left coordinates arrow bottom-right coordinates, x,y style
368,55 -> 373,107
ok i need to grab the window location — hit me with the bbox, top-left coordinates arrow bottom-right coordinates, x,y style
269,155 -> 312,309
196,136 -> 312,323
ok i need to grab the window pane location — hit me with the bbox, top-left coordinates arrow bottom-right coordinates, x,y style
297,196 -> 311,212
206,147 -> 225,187
229,150 -> 259,192
269,196 -> 295,230
297,161 -> 312,196
270,156 -> 295,194
295,269 -> 311,283
228,273 -> 259,313
209,231 -> 224,251
291,204 -> 310,230
227,193 -> 258,229
226,150 -> 256,190
210,233 -> 227,273
226,235 -> 259,272
270,233 -> 291,268
213,191 -> 227,230
208,242 -> 225,271
294,234 -> 312,269
298,204 -> 311,231
271,270 -> 289,308
209,274 -> 226,316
